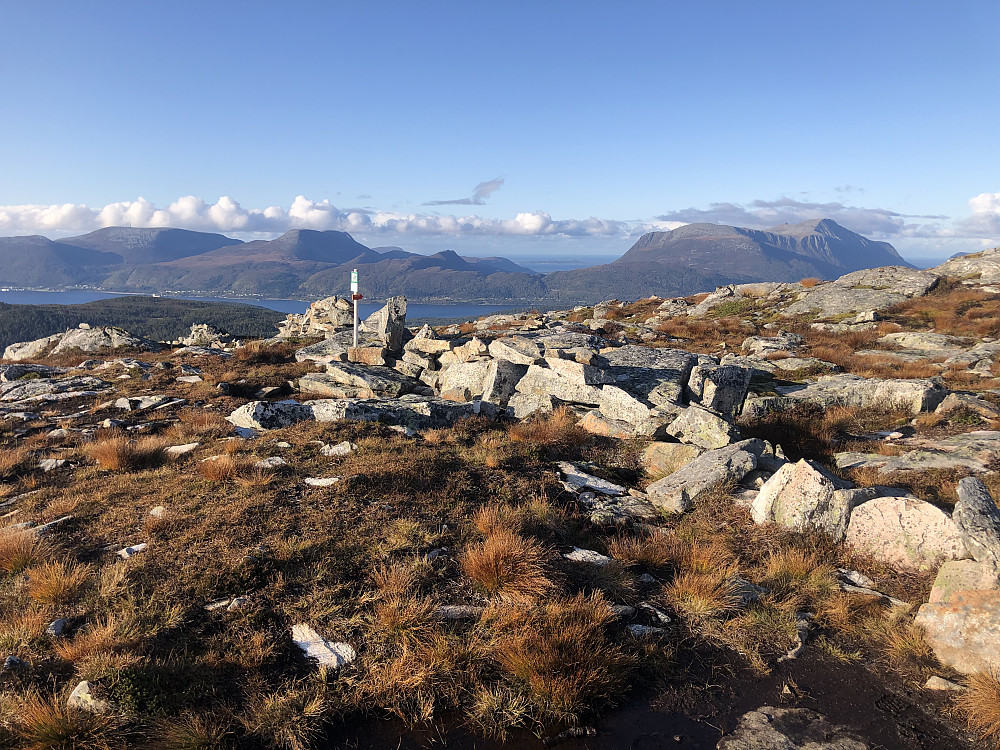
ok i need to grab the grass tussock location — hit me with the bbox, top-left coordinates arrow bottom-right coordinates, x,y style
0,608 -> 47,652
608,530 -> 681,572
85,431 -> 168,472
26,560 -> 90,605
958,669 -> 1000,749
232,340 -> 296,365
0,445 -> 33,480
508,407 -> 589,452
196,454 -> 254,482
664,571 -> 741,621
0,530 -> 52,575
459,530 -> 555,604
148,712 -> 233,750
488,593 -> 634,725
12,691 -> 125,750
242,681 -> 328,750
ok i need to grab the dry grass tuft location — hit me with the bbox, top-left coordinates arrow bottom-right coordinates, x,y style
508,407 -> 589,452
53,614 -> 136,664
13,691 -> 125,750
233,340 -> 296,365
609,531 -> 681,572
371,558 -> 431,598
489,593 -> 634,724
0,530 -> 52,574
0,445 -> 33,480
26,560 -> 89,605
166,408 -> 233,441
958,669 -> 1000,749
0,608 -> 47,652
759,548 -> 837,606
372,595 -> 439,648
459,530 -> 554,604
242,680 -> 328,750
665,571 -> 741,621
85,431 -> 168,472
799,277 -> 821,288
148,711 -> 233,750
196,455 -> 254,482
466,683 -> 534,741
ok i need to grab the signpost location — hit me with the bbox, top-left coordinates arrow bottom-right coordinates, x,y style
350,269 -> 361,347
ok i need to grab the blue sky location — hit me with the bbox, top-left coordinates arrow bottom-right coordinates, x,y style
1,0 -> 999,263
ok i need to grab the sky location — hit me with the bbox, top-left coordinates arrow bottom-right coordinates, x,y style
1,1 -> 999,264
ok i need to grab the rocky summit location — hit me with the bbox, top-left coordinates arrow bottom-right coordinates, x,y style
3,253 -> 1000,749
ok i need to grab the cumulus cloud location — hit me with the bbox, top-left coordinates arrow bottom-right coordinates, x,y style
956,191 -> 1000,237
0,194 -> 628,240
424,177 -> 505,206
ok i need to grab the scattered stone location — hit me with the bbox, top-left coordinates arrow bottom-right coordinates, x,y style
3,655 -> 26,671
148,506 -> 167,518
34,515 -> 72,534
718,706 -> 868,750
686,363 -> 751,418
67,680 -> 113,714
778,613 -> 812,662
835,430 -> 1000,474
771,374 -> 946,415
320,441 -> 356,457
254,456 -> 288,470
176,375 -> 203,383
924,676 -> 966,692
557,462 -> 625,496
117,543 -> 148,559
304,477 -> 341,487
165,442 -> 199,457
563,547 -> 613,566
290,623 -> 356,669
845,496 -> 969,570
627,624 -> 666,637
664,404 -> 740,449
641,442 -> 704,476
37,458 -> 66,473
47,619 -> 69,637
434,605 -> 485,620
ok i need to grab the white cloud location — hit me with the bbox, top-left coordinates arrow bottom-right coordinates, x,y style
0,192 -> 998,251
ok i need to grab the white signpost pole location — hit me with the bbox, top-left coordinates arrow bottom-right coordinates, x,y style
351,269 -> 359,348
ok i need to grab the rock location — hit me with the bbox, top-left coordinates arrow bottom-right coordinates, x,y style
1,376 -> 111,402
557,461 -> 625,496
603,346 -> 697,409
294,337 -> 349,364
783,266 -> 939,319
574,491 -> 662,526
514,365 -> 603,406
3,655 -> 26,672
772,374 -> 946,415
953,477 -> 1000,572
543,356 -> 615,386
34,515 -> 72,534
115,395 -> 181,411
165,442 -> 199,457
318,363 -> 418,398
506,393 -> 557,419
254,456 -> 288,470
488,336 -> 544,365
686,364 -> 751,418
577,410 -> 637,438
438,360 -> 492,401
718,706 -> 868,750
751,459 -> 864,542
916,591 -> 1000,674
563,547 -> 613,566
67,681 -> 113,714
741,332 -> 804,356
405,336 -> 454,355
290,623 -> 356,669
320,441 -> 356,457
933,246 -> 1000,285
924,676 -> 966,692
928,559 -> 999,603
179,323 -> 234,348
117,543 -> 148,559
276,295 -> 354,338
434,605 -> 485,620
835,430 -> 1000,474
480,360 -> 527,407
148,506 -> 167,518
176,375 -> 203,383
306,395 -> 489,430
665,405 -> 740,449
3,333 -> 65,361
598,385 -> 678,434
402,351 -> 438,370
227,400 -> 313,430
51,326 -> 160,356
641,442 -> 704,476
0,363 -> 60,382
845,496 -> 969,570
37,458 -> 66,473
47,618 -> 69,637
935,392 -> 1000,420
304,477 -> 341,487
646,439 -> 763,514
360,296 -> 407,352
347,346 -> 388,366
452,337 -> 489,362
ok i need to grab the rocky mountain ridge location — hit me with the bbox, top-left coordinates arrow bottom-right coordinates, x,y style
0,219 -> 932,304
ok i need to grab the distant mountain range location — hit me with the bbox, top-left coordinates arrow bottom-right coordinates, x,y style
0,219 -> 911,304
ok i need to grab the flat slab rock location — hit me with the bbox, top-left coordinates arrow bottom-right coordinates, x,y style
771,374 -> 946,415
718,706 -> 868,750
0,376 -> 112,402
835,430 -> 1000,474
782,266 -> 939,318
228,396 -> 491,431
646,439 -> 764,514
916,590 -> 1000,674
290,623 -> 356,669
557,461 -> 625,496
